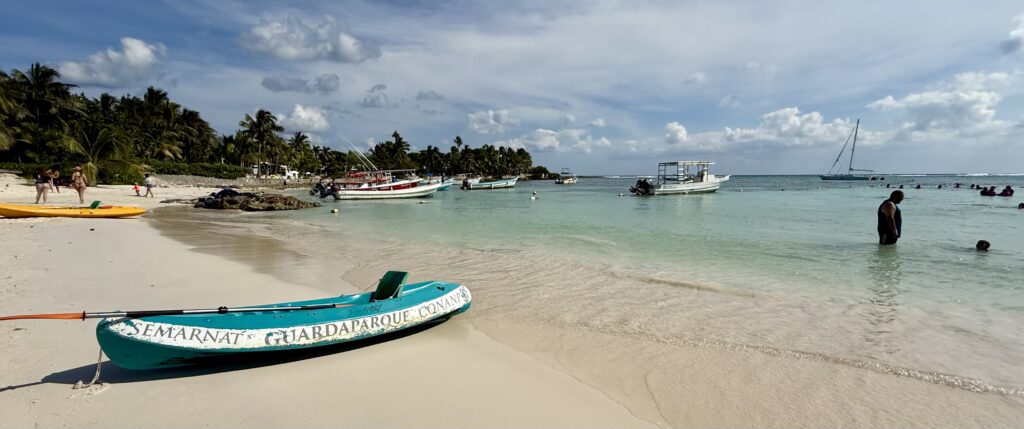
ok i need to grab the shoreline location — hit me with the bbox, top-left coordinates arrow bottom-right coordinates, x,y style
143,205 -> 1024,427
0,184 -> 654,427
3,172 -> 1024,427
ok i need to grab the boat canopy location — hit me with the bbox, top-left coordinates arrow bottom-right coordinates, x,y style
658,161 -> 715,167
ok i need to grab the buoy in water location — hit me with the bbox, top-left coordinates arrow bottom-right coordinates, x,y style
330,208 -> 339,213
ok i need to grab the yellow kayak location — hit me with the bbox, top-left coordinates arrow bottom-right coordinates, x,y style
0,203 -> 147,219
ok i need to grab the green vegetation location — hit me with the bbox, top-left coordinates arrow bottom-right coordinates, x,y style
0,63 -> 541,185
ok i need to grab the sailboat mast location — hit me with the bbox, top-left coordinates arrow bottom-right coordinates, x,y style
847,119 -> 860,174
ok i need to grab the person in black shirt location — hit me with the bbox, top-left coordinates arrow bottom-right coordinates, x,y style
33,168 -> 50,204
877,190 -> 904,245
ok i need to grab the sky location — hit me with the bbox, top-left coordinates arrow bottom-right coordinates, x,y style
2,0 -> 1024,175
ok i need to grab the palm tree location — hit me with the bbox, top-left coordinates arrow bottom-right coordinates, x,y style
68,121 -> 136,186
239,109 -> 284,177
0,71 -> 25,151
10,63 -> 80,130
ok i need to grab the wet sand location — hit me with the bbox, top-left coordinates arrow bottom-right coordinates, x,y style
142,206 -> 1024,428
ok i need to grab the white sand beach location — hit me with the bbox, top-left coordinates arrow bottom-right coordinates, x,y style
2,172 -> 1024,428
0,174 -> 652,428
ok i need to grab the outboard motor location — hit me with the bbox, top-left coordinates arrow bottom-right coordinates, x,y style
311,181 -> 331,198
629,178 -> 653,196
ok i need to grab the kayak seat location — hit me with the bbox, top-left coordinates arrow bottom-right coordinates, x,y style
370,271 -> 408,302
89,200 -> 101,209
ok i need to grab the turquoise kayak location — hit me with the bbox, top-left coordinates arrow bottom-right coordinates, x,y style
96,273 -> 471,370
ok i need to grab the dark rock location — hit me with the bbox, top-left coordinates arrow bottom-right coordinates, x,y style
194,192 -> 319,211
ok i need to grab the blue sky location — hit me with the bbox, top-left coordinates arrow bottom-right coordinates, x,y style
3,0 -> 1024,174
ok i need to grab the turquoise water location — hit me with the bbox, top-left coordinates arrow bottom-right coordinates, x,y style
157,175 -> 1024,393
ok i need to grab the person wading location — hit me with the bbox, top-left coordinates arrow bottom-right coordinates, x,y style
877,190 -> 904,245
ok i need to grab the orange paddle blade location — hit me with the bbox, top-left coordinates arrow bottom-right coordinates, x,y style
0,312 -> 85,321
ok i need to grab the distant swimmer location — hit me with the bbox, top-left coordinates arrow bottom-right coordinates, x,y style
877,190 -> 903,245
976,240 -> 991,252
1019,202 -> 1024,209
997,186 -> 1014,197
914,184 -> 921,189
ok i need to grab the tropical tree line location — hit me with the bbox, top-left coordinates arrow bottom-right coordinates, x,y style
0,63 -> 536,184
369,133 -> 533,178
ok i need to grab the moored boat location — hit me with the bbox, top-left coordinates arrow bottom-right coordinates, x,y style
95,271 -> 472,370
821,119 -> 872,180
0,203 -> 146,218
629,161 -> 729,195
332,181 -> 446,200
463,177 -> 518,190
555,168 -> 578,184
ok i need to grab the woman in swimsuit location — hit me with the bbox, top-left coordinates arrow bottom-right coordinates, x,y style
33,168 -> 50,204
71,165 -> 88,204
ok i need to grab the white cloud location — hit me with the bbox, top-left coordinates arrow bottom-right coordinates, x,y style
278,104 -> 330,131
358,84 -> 395,108
58,37 -> 165,87
241,15 -> 381,63
496,127 -> 611,153
723,107 -> 853,146
868,71 -> 1011,136
262,73 -> 340,94
665,121 -> 689,144
590,118 -> 606,127
1001,14 -> 1024,54
468,109 -> 520,134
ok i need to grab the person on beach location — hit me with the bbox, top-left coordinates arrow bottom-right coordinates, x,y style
46,167 -> 60,193
877,190 -> 903,245
143,173 -> 155,198
976,240 -> 990,251
33,168 -> 50,203
70,165 -> 87,204
133,182 -> 141,196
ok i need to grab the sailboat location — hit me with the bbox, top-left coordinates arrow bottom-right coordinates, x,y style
821,119 -> 872,181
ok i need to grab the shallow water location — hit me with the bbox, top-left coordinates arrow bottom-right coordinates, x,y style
152,175 -> 1024,394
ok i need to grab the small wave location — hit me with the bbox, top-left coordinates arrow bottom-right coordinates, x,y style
554,234 -> 618,248
604,269 -> 758,298
567,323 -> 1024,399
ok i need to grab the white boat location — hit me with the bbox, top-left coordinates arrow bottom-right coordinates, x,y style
821,119 -> 872,181
629,161 -> 729,195
464,177 -> 518,190
555,168 -> 578,184
333,181 -> 447,200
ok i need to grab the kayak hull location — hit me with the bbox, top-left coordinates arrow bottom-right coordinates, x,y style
0,204 -> 146,218
96,282 -> 472,370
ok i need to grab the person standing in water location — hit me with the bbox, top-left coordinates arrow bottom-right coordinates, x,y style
877,190 -> 904,245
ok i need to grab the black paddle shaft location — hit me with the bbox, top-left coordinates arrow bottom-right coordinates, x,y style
84,303 -> 342,319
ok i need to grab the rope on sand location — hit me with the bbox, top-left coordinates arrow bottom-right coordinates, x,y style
72,348 -> 104,389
